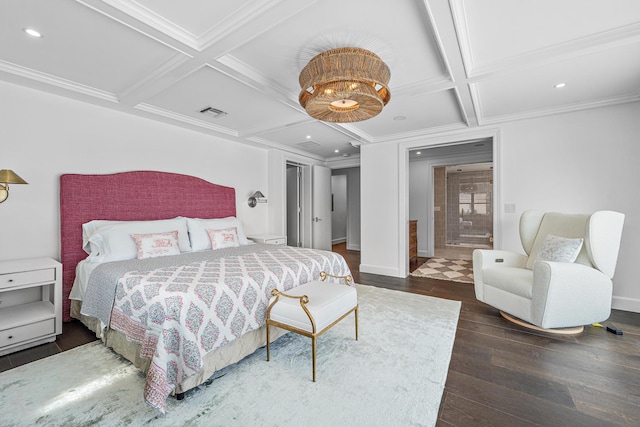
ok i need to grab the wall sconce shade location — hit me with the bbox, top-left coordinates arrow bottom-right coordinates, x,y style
0,169 -> 28,203
248,191 -> 267,207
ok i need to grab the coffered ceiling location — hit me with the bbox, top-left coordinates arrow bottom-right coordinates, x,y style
2,0 -> 639,160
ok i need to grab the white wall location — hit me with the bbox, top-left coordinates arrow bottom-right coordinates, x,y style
361,143 -> 401,276
362,101 -> 640,312
0,81 -> 270,261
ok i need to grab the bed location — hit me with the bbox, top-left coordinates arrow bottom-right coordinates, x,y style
59,171 -> 352,412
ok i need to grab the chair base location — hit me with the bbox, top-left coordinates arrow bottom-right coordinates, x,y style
499,311 -> 584,335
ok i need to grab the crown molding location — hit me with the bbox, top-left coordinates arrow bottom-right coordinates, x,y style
0,61 -> 118,103
477,93 -> 640,126
469,23 -> 640,81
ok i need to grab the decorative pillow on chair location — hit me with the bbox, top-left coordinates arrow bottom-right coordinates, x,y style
132,230 -> 181,259
207,227 -> 240,250
535,234 -> 584,263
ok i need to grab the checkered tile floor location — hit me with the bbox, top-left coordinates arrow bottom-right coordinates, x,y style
410,258 -> 474,283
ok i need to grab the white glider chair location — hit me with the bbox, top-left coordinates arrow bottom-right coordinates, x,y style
473,210 -> 624,334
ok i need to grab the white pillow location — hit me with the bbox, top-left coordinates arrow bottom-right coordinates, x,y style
132,230 -> 181,259
534,234 -> 584,264
206,227 -> 240,250
186,217 -> 249,251
84,218 -> 191,262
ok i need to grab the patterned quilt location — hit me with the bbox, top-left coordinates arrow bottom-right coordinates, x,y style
82,245 -> 351,412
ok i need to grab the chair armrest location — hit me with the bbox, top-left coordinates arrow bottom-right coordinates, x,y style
473,250 -> 528,269
473,250 -> 528,300
531,262 -> 612,328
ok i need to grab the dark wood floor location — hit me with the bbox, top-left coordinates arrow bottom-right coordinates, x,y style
333,243 -> 640,427
2,244 -> 639,426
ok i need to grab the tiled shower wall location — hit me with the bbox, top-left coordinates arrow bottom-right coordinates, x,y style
434,167 -> 493,252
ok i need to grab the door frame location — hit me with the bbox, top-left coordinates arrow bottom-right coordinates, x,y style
399,128 -> 502,277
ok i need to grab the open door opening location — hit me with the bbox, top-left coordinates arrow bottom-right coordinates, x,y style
408,138 -> 494,262
286,163 -> 302,248
285,162 -> 331,250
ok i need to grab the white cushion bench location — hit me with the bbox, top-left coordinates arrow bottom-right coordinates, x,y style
266,272 -> 358,381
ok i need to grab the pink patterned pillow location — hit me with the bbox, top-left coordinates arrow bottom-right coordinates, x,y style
131,230 -> 181,259
206,227 -> 240,250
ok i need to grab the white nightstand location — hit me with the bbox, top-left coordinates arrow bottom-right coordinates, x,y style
249,235 -> 287,245
0,257 -> 62,356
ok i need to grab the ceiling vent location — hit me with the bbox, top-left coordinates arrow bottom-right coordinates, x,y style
296,140 -> 321,149
199,106 -> 228,118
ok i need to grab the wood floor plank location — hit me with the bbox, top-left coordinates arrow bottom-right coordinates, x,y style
449,349 -> 577,408
490,346 -> 640,407
569,383 -> 640,426
439,391 -> 538,427
445,370 -> 620,427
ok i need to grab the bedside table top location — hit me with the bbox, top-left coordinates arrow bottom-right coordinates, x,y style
248,234 -> 286,240
0,257 -> 61,275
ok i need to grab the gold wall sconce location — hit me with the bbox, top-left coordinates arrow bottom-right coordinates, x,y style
248,191 -> 267,207
0,169 -> 28,203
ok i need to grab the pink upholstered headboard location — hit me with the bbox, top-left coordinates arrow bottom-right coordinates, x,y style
59,171 -> 236,321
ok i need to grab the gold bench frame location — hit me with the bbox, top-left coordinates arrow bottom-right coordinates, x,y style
266,272 -> 358,381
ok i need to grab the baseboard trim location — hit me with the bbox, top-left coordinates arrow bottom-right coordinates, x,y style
359,264 -> 403,278
346,244 -> 360,251
332,238 -> 346,245
612,296 -> 640,313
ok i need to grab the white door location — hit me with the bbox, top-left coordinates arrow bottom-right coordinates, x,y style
312,165 -> 332,250
286,165 -> 301,247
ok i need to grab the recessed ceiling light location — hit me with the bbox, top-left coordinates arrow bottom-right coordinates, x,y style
554,82 -> 566,89
334,149 -> 339,153
416,151 -> 422,155
393,116 -> 407,121
23,28 -> 43,38
306,135 -> 311,139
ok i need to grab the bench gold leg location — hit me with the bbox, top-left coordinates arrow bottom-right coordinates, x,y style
266,323 -> 271,361
312,336 -> 317,382
355,306 -> 359,340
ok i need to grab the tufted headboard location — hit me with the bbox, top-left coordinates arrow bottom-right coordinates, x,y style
59,171 -> 236,321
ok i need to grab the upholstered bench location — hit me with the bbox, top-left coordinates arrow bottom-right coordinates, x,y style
266,272 -> 358,381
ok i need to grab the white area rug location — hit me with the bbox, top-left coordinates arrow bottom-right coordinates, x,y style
0,284 -> 460,427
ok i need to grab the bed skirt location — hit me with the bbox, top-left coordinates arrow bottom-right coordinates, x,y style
70,300 -> 287,395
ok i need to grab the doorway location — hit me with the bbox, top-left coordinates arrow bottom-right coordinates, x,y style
408,138 -> 494,262
286,163 -> 303,247
285,161 -> 332,250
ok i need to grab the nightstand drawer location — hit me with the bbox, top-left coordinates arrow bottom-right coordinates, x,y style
265,237 -> 286,245
0,318 -> 55,347
0,268 -> 56,290
249,235 -> 287,245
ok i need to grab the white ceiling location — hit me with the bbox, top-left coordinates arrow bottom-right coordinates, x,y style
2,0 -> 639,160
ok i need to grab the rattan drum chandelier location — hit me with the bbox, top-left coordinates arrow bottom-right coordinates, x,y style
298,47 -> 391,123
